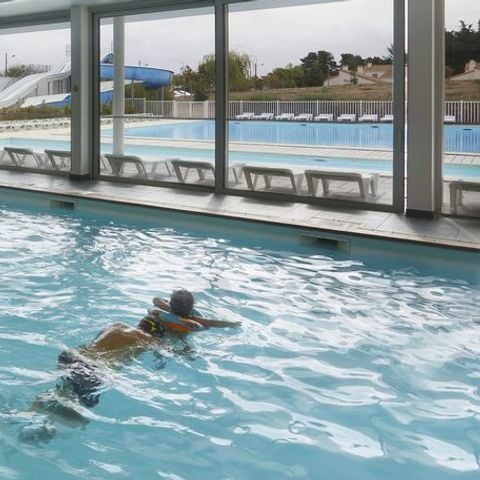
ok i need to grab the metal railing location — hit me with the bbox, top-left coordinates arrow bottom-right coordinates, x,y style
124,99 -> 480,124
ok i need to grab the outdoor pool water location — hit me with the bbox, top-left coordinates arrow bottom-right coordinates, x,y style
121,120 -> 480,154
0,190 -> 479,480
2,136 -> 480,179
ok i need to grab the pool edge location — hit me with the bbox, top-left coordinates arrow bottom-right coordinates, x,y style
0,182 -> 479,253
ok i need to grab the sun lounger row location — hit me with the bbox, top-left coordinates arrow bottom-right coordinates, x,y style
0,147 -> 72,170
242,166 -> 379,199
0,147 -> 379,199
233,113 -> 458,123
0,118 -> 71,132
104,156 -> 380,199
234,113 -> 390,122
97,154 -> 381,199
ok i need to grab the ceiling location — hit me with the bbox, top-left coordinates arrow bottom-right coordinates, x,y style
0,0 -> 349,20
0,0 -> 133,18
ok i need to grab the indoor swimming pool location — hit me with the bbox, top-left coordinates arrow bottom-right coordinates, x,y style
0,189 -> 479,480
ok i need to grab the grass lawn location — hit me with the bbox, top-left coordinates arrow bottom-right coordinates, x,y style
229,80 -> 480,101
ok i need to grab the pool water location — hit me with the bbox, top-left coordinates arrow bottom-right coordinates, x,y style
120,120 -> 480,154
0,192 -> 479,480
2,136 -> 480,179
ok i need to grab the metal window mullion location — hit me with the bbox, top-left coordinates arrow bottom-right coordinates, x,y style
214,0 -> 228,193
92,12 -> 101,179
392,0 -> 406,212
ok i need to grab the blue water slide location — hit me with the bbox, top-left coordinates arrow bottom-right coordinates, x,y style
100,53 -> 173,88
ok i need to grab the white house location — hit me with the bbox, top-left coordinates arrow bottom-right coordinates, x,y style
326,63 -> 393,86
450,60 -> 480,81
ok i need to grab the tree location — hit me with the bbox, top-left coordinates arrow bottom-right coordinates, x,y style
179,51 -> 253,99
5,65 -> 31,78
340,53 -> 364,71
364,54 -> 392,66
445,20 -> 480,75
300,50 -> 337,87
264,64 -> 304,89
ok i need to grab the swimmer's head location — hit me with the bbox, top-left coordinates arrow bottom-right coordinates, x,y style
170,289 -> 194,317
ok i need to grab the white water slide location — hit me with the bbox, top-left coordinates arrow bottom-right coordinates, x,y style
0,61 -> 71,109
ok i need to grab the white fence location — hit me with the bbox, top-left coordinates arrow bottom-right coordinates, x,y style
124,99 -> 480,124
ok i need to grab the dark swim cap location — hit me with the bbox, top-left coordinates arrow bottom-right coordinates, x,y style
170,290 -> 194,317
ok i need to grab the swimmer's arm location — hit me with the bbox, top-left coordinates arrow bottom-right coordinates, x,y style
152,297 -> 240,328
152,297 -> 171,311
189,315 -> 241,328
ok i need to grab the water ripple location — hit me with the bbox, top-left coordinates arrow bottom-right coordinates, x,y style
0,204 -> 479,479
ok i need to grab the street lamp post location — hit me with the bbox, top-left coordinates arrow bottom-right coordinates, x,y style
4,53 -> 16,76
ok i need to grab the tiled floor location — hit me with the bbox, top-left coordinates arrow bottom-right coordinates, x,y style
0,170 -> 479,252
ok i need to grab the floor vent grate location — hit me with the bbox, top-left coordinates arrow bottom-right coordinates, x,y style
300,234 -> 350,252
50,199 -> 76,211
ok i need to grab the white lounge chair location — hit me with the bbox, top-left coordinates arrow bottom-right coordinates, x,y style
337,114 -> 357,122
252,113 -> 274,120
275,113 -> 295,121
293,113 -> 313,122
105,153 -> 149,177
235,112 -> 255,120
380,114 -> 394,122
314,114 -> 334,122
304,169 -> 379,200
449,180 -> 480,213
4,147 -> 51,169
359,114 -> 379,122
171,159 -> 215,185
242,166 -> 303,194
44,149 -> 71,171
444,115 -> 456,124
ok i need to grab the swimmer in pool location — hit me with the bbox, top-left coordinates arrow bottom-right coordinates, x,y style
148,289 -> 241,333
21,290 -> 239,442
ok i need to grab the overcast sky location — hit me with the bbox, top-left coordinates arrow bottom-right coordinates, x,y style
0,0 -> 478,75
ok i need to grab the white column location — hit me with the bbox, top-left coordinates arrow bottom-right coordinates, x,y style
70,5 -> 92,178
406,0 -> 445,217
113,16 -> 125,155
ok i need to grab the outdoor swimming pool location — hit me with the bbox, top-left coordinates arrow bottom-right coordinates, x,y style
2,136 -> 480,179
0,189 -> 479,480
120,120 -> 480,154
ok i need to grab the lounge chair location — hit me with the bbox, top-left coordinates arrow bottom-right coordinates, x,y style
235,112 -> 255,120
242,166 -> 303,194
337,114 -> 357,122
314,114 -> 334,122
104,153 -> 149,177
275,113 -> 295,121
359,114 -> 379,122
4,147 -> 51,169
449,180 -> 480,213
444,115 -> 456,124
252,113 -> 274,120
304,169 -> 379,200
380,114 -> 394,122
44,149 -> 71,170
148,158 -> 175,179
171,159 -> 215,185
293,113 -> 313,122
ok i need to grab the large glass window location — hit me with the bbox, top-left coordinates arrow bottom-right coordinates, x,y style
226,0 -> 397,207
97,8 -> 215,186
0,24 -> 71,174
443,0 -> 480,217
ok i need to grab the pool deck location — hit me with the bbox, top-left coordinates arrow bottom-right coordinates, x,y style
0,169 -> 479,252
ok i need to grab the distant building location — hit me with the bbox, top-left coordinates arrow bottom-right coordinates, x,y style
325,63 -> 393,86
450,60 -> 480,81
